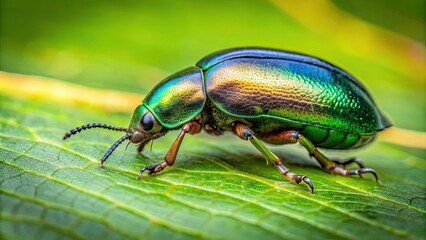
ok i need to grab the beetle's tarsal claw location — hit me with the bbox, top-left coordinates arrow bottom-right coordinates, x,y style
330,165 -> 379,183
292,174 -> 314,193
344,168 -> 379,182
278,166 -> 315,193
138,167 -> 149,179
138,161 -> 169,179
357,168 -> 379,183
303,176 -> 314,194
332,157 -> 365,169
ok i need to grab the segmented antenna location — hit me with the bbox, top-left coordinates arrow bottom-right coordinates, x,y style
100,133 -> 132,166
63,123 -> 128,140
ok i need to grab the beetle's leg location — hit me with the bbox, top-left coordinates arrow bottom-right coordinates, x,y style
137,140 -> 151,153
332,157 -> 365,169
138,121 -> 202,178
233,123 -> 314,193
260,130 -> 378,182
332,158 -> 366,178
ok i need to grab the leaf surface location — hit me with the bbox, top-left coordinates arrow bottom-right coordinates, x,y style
0,0 -> 425,238
0,82 -> 425,240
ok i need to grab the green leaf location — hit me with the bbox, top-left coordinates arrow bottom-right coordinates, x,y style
1,0 -> 425,238
0,77 -> 425,239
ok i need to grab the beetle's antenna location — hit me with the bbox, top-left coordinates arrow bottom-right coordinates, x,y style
63,123 -> 128,140
100,133 -> 132,167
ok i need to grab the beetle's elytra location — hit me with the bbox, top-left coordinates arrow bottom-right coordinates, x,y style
64,47 -> 392,193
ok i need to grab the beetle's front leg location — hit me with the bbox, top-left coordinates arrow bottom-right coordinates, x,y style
136,140 -> 150,153
138,121 -> 202,178
233,123 -> 314,193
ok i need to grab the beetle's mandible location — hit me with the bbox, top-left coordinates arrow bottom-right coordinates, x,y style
64,47 -> 392,193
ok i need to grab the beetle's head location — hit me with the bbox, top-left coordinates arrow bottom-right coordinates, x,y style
127,104 -> 168,145
127,67 -> 206,148
62,104 -> 168,167
63,67 -> 205,166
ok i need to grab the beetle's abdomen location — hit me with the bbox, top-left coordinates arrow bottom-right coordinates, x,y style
203,56 -> 389,137
235,116 -> 375,149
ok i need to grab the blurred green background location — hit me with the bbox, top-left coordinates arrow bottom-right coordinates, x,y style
1,0 -> 425,131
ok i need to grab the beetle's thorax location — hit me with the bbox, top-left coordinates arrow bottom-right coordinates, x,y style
142,67 -> 206,129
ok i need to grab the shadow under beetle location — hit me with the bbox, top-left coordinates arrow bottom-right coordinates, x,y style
64,47 -> 392,193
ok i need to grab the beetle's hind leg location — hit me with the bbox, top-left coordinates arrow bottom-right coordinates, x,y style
233,123 -> 314,193
332,157 -> 365,169
260,130 -> 378,182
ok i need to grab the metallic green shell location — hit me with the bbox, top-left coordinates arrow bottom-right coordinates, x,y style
197,48 -> 391,148
142,67 -> 205,128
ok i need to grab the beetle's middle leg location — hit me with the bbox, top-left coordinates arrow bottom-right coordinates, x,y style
138,121 -> 202,178
259,130 -> 378,181
233,123 -> 314,193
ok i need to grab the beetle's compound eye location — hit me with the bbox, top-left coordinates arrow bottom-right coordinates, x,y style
141,113 -> 154,131
140,111 -> 162,133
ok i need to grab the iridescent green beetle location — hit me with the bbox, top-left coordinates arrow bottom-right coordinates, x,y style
64,47 -> 392,193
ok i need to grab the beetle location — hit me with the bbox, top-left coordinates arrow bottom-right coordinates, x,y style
63,47 -> 392,193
